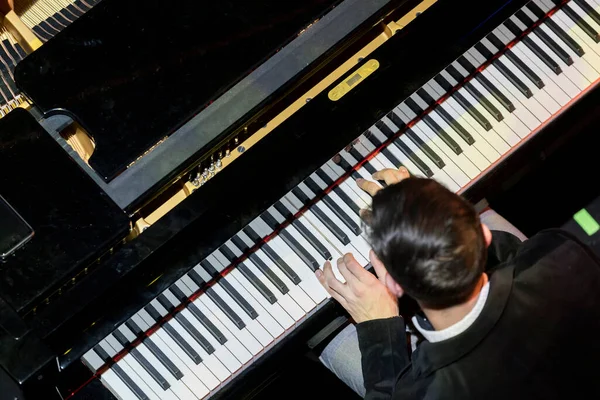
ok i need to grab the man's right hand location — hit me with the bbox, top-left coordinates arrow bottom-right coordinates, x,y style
356,166 -> 410,197
0,0 -> 14,14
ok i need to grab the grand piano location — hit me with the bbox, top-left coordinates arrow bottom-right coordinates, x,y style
1,0 -> 600,398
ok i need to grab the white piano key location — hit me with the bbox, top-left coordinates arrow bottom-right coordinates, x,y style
423,82 -> 506,164
423,82 -> 505,160
393,105 -> 471,186
121,353 -> 179,400
367,126 -> 429,178
569,1 -> 600,36
145,329 -> 210,399
131,341 -> 198,400
325,160 -> 373,203
227,268 -> 290,335
102,340 -> 163,400
198,295 -> 262,357
191,298 -> 253,364
550,7 -> 600,67
82,348 -> 105,372
210,283 -> 272,347
101,369 -> 141,400
497,23 -> 581,99
167,318 -> 229,385
524,22 -> 591,91
295,183 -> 371,262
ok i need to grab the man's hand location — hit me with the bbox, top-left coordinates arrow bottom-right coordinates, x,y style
0,0 -> 13,14
356,166 -> 410,197
316,252 -> 399,323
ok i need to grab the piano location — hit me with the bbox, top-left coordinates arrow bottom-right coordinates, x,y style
1,0 -> 600,398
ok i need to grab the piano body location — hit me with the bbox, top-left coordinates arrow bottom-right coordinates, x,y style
1,0 -> 600,398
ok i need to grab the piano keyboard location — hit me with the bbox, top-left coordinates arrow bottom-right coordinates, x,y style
82,0 -> 600,398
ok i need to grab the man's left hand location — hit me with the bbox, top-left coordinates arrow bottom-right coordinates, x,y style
315,253 -> 399,323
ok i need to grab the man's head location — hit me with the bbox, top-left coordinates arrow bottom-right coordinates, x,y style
367,177 -> 491,309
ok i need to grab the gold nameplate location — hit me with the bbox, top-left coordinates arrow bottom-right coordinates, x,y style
328,59 -> 380,101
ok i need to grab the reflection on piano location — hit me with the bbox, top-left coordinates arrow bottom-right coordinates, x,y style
2,0 -> 600,398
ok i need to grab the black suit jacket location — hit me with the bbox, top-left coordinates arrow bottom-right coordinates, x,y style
356,229 -> 600,399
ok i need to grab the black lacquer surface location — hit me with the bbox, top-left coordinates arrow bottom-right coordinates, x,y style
0,109 -> 129,313
15,0 -> 341,181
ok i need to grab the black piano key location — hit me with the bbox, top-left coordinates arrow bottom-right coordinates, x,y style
347,147 -> 376,175
240,227 -> 292,294
144,304 -> 163,323
416,88 -> 436,106
474,42 -> 495,60
453,90 -> 493,130
457,55 -> 477,74
61,5 -> 81,20
434,73 -> 454,92
112,330 -> 173,389
169,285 -> 188,303
112,364 -> 150,400
237,263 -> 278,304
534,26 -> 574,66
463,81 -> 504,121
333,186 -> 361,215
404,97 -> 424,115
3,40 -> 20,64
337,157 -> 362,180
32,25 -> 51,42
291,188 -> 350,244
261,242 -> 303,284
543,17 -> 586,57
163,323 -> 203,364
403,128 -> 446,167
275,199 -> 332,259
174,313 -> 215,354
468,68 -> 516,112
294,215 -> 333,260
522,35 -> 563,74
221,278 -> 259,319
67,4 -> 85,18
474,40 -> 533,97
186,303 -> 228,345
131,347 -> 170,390
38,20 -> 60,36
231,235 -> 251,252
143,336 -> 184,379
375,119 -> 396,138
260,212 -> 280,231
386,110 -> 407,131
433,106 -> 476,145
206,287 -> 246,329
43,16 -> 64,32
502,47 -> 545,88
514,10 -> 573,65
52,11 -> 71,26
392,137 -> 433,177
422,115 -> 463,155
157,294 -> 175,312
249,251 -> 290,295
280,229 -> 320,272
13,43 -> 27,59
188,270 -> 206,287
74,0 -> 93,12
574,0 -> 600,31
94,345 -> 111,362
493,59 -> 533,98
305,176 -> 361,235
200,260 -> 220,277
125,319 -> 144,337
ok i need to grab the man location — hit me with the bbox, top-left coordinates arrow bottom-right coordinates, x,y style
316,166 -> 600,399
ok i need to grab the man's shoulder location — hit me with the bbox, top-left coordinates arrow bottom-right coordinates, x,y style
510,229 -> 600,277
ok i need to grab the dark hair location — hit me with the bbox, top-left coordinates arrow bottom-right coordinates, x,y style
367,177 -> 486,309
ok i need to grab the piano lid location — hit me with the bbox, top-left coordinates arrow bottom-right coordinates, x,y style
15,0 -> 343,182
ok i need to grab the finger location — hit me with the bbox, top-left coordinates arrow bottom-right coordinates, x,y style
372,167 -> 410,185
342,253 -> 373,282
356,178 -> 382,197
316,266 -> 348,306
323,260 -> 349,297
369,249 -> 388,285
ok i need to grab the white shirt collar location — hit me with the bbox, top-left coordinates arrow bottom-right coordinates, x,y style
411,281 -> 490,343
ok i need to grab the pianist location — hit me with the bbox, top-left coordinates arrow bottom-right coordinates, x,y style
316,167 -> 600,399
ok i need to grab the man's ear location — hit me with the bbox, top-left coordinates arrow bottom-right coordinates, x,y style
482,223 -> 492,247
385,274 -> 404,298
